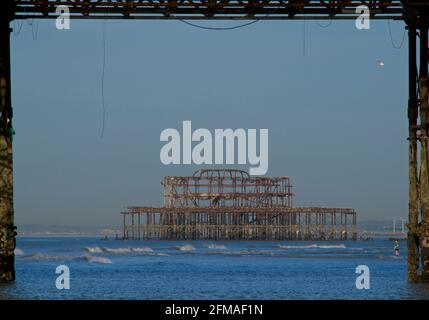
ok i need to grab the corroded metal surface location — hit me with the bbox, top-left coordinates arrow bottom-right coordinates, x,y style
122,169 -> 357,240
10,0 -> 410,20
163,169 -> 293,208
0,3 -> 15,282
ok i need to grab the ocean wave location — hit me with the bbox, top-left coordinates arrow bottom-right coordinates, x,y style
102,247 -> 132,254
172,245 -> 195,251
148,253 -> 170,257
21,253 -> 74,262
131,247 -> 153,253
84,246 -> 155,255
84,246 -> 103,253
25,254 -> 113,264
82,255 -> 112,264
14,248 -> 24,255
243,249 -> 272,253
277,244 -> 346,249
317,244 -> 346,249
207,244 -> 227,250
377,254 -> 404,260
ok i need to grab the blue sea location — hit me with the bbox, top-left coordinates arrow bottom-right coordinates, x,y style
1,237 -> 428,300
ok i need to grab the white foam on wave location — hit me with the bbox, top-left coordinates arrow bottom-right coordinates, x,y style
22,253 -> 73,261
84,246 -> 103,253
83,255 -> 112,264
317,244 -> 346,249
102,247 -> 132,254
101,247 -> 155,254
85,246 -> 156,254
173,245 -> 195,251
277,244 -> 346,249
14,248 -> 24,255
149,253 -> 170,257
131,247 -> 153,253
20,252 -> 112,264
207,244 -> 227,250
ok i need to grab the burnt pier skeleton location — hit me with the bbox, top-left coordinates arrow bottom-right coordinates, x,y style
121,169 -> 357,241
1,0 -> 429,282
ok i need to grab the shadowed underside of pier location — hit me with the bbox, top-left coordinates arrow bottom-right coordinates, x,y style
121,206 -> 357,240
9,1 -> 413,20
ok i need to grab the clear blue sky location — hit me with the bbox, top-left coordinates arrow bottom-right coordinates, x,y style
10,18 -> 408,226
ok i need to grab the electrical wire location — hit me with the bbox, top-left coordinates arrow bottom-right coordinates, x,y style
303,20 -> 306,56
176,8 -> 280,31
100,20 -> 106,139
31,18 -> 39,40
388,20 -> 405,50
13,20 -> 24,37
14,4 -> 27,37
178,19 -> 260,31
316,19 -> 333,28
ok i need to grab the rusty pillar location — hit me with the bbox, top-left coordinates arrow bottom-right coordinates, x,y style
122,214 -> 126,239
138,213 -> 141,240
407,22 -> 420,282
419,21 -> 429,281
0,1 -> 16,282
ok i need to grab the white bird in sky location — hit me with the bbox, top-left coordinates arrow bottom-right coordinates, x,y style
378,60 -> 385,67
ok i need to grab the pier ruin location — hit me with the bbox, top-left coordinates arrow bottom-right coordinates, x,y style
2,0 -> 428,283
121,169 -> 357,240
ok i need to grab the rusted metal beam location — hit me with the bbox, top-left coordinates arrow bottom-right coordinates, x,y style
122,169 -> 356,241
10,0 -> 409,20
0,0 -> 16,283
407,20 -> 420,282
419,20 -> 429,281
121,207 -> 356,240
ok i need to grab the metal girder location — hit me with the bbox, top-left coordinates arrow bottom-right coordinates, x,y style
121,170 -> 356,241
0,2 -> 15,282
8,0 -> 418,21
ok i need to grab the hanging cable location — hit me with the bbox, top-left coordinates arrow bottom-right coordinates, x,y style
388,20 -> 406,49
100,20 -> 106,139
31,18 -> 39,40
178,19 -> 260,31
13,20 -> 24,37
177,7 -> 280,31
316,19 -> 332,28
303,20 -> 306,56
14,4 -> 28,37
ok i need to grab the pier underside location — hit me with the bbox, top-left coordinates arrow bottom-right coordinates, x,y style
121,206 -> 357,241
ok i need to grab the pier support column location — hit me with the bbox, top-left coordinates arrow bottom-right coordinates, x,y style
408,22 -> 420,282
419,22 -> 429,281
0,2 -> 16,282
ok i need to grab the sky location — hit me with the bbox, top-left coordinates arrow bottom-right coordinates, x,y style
10,17 -> 409,226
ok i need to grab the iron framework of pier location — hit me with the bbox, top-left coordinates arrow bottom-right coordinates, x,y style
121,169 -> 357,241
1,0 -> 429,282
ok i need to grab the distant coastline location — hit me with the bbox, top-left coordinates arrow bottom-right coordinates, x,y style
16,224 -> 121,238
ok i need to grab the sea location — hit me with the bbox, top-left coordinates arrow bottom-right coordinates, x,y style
0,237 -> 428,300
